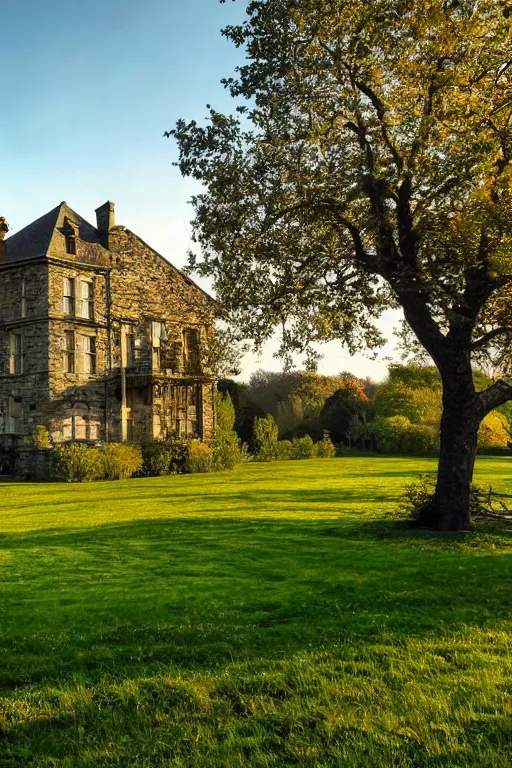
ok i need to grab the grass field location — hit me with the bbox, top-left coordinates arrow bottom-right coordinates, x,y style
0,456 -> 511,767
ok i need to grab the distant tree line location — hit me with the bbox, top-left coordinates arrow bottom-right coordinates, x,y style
219,365 -> 512,458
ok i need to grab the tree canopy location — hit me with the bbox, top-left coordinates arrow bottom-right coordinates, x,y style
170,0 -> 512,528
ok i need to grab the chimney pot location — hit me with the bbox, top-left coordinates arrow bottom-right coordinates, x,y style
95,201 -> 115,242
0,217 -> 9,261
0,217 -> 9,241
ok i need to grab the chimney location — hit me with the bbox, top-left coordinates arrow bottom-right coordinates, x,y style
95,201 -> 115,247
0,217 -> 9,261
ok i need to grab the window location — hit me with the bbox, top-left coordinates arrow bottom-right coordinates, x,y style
63,331 -> 75,373
9,398 -> 23,433
152,321 -> 167,370
65,234 -> 76,255
9,332 -> 23,374
78,280 -> 94,320
62,414 -> 99,441
173,385 -> 200,438
123,326 -> 140,367
80,335 -> 96,374
62,417 -> 73,441
183,328 -> 200,372
21,279 -> 27,318
63,277 -> 75,315
74,415 -> 87,440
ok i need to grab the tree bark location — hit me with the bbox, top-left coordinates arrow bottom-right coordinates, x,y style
417,357 -> 480,531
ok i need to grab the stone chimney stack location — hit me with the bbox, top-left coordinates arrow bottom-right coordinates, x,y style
0,217 -> 9,261
95,201 -> 115,248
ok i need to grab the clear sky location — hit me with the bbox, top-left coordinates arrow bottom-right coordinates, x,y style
2,0 -> 400,382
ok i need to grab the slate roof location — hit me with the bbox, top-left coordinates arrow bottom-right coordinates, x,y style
3,202 -> 103,263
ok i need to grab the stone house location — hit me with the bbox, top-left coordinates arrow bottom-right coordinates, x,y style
0,201 -> 216,456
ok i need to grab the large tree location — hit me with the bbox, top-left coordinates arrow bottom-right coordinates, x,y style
170,0 -> 512,530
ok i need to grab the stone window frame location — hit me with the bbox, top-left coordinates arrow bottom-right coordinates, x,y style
151,320 -> 167,371
77,279 -> 94,320
62,413 -> 99,442
9,331 -> 23,375
78,333 -> 97,375
63,330 -> 75,373
63,277 -> 76,316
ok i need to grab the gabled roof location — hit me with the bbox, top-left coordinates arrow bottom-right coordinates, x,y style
3,202 -> 103,263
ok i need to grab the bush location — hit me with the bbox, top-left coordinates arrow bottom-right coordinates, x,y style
253,414 -> 279,461
315,431 -> 336,458
53,444 -> 102,482
212,432 -> 242,470
276,439 -> 293,460
53,443 -> 142,482
372,416 -> 439,455
186,441 -> 213,473
97,444 -> 143,480
213,392 -> 243,470
290,434 -> 314,460
141,440 -> 190,476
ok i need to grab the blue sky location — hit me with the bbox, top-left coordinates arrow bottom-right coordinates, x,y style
2,0 -> 398,381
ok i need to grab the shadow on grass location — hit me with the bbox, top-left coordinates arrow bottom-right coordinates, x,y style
1,513 -> 511,689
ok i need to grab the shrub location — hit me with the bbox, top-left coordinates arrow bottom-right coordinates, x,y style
253,414 -> 279,461
315,431 -> 336,458
141,440 -> 190,476
291,434 -> 314,460
372,416 -> 439,455
186,441 -> 213,473
97,444 -> 143,480
53,443 -> 143,482
276,439 -> 293,460
212,392 -> 243,470
53,444 -> 102,482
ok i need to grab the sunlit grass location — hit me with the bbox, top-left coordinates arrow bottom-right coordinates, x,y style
0,457 -> 511,766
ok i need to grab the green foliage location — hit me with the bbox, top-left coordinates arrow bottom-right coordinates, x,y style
248,370 -> 368,440
372,416 -> 439,455
32,425 -> 51,449
315,431 -> 336,458
253,414 -> 279,461
478,411 -> 511,450
290,434 -> 314,460
97,444 -> 143,481
141,439 -> 190,476
53,443 -> 143,482
186,441 -> 213,473
276,439 -> 293,460
319,386 -> 369,445
53,444 -> 101,482
217,378 -> 265,445
212,392 -> 243,470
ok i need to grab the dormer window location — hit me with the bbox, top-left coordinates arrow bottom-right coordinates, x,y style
63,216 -> 78,255
65,234 -> 76,255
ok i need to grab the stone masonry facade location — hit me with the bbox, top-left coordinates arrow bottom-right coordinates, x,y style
0,202 -> 216,461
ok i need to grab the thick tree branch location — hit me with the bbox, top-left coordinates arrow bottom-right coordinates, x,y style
471,326 -> 512,349
479,379 -> 512,415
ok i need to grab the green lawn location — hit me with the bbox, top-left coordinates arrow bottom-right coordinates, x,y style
0,457 -> 511,767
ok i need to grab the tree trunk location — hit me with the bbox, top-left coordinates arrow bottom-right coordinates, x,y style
417,361 -> 480,531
